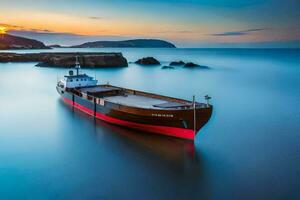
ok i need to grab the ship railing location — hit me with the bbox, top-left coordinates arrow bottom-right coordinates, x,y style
73,89 -> 210,110
73,89 -> 106,106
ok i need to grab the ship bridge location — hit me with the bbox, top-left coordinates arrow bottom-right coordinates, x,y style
63,73 -> 98,88
57,56 -> 98,89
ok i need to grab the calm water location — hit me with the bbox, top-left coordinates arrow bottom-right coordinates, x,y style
0,48 -> 299,200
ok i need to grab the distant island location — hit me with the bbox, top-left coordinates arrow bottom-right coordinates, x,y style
70,39 -> 176,48
0,34 -> 49,50
0,34 -> 176,50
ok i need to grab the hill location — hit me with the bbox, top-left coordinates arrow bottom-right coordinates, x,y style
0,34 -> 49,50
71,39 -> 176,48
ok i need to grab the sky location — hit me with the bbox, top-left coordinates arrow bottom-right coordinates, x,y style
0,0 -> 300,47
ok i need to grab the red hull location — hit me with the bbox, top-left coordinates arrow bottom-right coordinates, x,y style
63,97 -> 195,140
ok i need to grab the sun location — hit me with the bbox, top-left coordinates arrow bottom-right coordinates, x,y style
0,26 -> 7,34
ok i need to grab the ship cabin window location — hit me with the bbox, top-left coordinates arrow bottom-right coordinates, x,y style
84,79 -> 86,81
76,79 -> 79,81
69,79 -> 73,82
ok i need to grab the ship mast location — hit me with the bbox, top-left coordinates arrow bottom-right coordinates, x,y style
75,56 -> 80,75
193,95 -> 196,135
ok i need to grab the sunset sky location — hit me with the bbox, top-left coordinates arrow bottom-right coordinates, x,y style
0,0 -> 300,47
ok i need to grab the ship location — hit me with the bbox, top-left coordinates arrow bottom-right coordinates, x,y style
56,57 -> 213,140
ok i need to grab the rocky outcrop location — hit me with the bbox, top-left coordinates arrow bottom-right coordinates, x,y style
47,44 -> 63,48
184,62 -> 209,69
71,39 -> 176,48
0,34 -> 49,50
161,66 -> 175,69
184,62 -> 198,67
0,52 -> 128,68
135,57 -> 160,65
169,61 -> 185,66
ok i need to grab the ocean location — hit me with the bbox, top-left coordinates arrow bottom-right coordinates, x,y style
0,48 -> 299,199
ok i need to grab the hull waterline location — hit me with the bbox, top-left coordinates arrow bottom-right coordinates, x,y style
62,97 -> 196,140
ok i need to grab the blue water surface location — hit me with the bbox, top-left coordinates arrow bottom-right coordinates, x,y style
0,48 -> 299,200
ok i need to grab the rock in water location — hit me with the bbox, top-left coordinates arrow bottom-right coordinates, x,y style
0,52 -> 128,68
37,54 -> 128,68
135,57 -> 160,65
184,62 -> 199,67
161,66 -> 175,69
169,61 -> 185,66
183,62 -> 209,69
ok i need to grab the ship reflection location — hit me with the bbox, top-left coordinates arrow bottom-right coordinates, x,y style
58,99 -> 212,199
59,98 -> 200,165
93,119 -> 198,164
91,119 -> 211,198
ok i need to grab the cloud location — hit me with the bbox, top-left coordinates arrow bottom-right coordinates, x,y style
89,16 -> 104,20
183,40 -> 300,48
0,22 -> 53,33
155,30 -> 195,34
211,28 -> 266,36
1,22 -> 118,46
29,28 -> 52,33
0,23 -> 23,29
8,29 -> 83,37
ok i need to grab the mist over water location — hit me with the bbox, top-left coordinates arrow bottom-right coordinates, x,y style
0,48 -> 299,199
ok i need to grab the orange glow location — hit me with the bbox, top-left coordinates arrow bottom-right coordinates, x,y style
0,10 -> 296,45
0,11 -> 207,38
0,26 -> 7,34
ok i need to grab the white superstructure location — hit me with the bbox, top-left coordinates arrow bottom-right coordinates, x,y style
57,56 -> 98,89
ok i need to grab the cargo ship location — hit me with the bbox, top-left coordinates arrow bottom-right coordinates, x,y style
56,57 -> 213,140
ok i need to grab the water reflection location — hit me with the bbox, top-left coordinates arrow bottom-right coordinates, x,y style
59,98 -> 198,165
57,98 -> 213,199
97,121 -> 196,162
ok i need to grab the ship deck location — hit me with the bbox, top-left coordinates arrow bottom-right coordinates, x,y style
104,94 -> 171,109
78,85 -> 198,110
